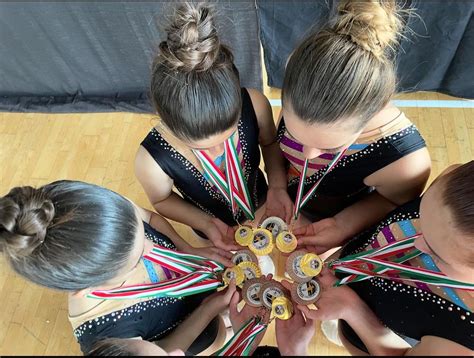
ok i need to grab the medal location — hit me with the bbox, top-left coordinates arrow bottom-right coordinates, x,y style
259,281 -> 288,310
276,231 -> 297,253
232,249 -> 259,266
261,216 -> 287,239
271,296 -> 293,320
291,279 -> 321,305
242,278 -> 264,307
300,253 -> 323,277
235,225 -> 254,246
249,228 -> 274,256
286,250 -> 314,282
223,266 -> 245,286
238,261 -> 261,282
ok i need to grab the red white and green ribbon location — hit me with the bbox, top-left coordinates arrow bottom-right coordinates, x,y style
193,133 -> 254,220
215,316 -> 267,356
88,244 -> 225,300
293,149 -> 347,220
329,235 -> 474,291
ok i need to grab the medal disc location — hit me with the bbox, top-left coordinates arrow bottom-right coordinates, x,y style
291,279 -> 321,305
259,281 -> 287,310
271,296 -> 293,320
222,266 -> 245,286
261,216 -> 287,239
242,278 -> 264,307
300,253 -> 323,277
234,225 -> 253,246
276,231 -> 297,253
237,261 -> 262,282
286,250 -> 313,283
232,250 -> 258,266
249,228 -> 274,256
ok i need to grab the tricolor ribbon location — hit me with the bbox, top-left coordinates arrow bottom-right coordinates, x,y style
193,133 -> 255,220
293,149 -> 347,220
215,316 -> 268,356
329,235 -> 474,291
88,244 -> 225,300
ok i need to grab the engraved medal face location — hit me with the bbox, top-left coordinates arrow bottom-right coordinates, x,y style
253,231 -> 270,250
282,233 -> 294,244
261,216 -> 287,238
246,282 -> 262,306
297,280 -> 320,301
235,226 -> 253,246
232,250 -> 257,265
274,304 -> 285,315
243,278 -> 264,307
238,262 -> 261,280
292,255 -> 307,278
261,286 -> 284,309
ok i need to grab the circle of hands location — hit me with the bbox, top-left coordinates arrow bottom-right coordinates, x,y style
188,189 -> 355,354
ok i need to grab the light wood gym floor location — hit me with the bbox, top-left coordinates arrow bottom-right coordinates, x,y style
0,86 -> 472,355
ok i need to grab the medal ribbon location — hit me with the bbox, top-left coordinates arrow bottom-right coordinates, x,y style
88,244 -> 225,300
293,149 -> 347,219
193,133 -> 254,220
329,235 -> 474,291
215,316 -> 268,356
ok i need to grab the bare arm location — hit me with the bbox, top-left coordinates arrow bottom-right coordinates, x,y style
343,295 -> 472,356
335,148 -> 431,240
135,146 -> 212,233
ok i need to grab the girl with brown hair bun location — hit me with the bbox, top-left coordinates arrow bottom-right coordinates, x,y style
135,2 -> 291,251
0,180 -> 235,354
279,0 -> 431,255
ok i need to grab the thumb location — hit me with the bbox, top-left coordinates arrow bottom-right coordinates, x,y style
298,305 -> 322,321
295,235 -> 317,246
229,291 -> 241,319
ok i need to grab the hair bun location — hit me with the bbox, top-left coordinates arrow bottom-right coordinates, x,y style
160,2 -> 220,72
334,0 -> 402,59
0,187 -> 55,258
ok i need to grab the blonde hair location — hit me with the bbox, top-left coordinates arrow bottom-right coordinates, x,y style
282,0 -> 405,129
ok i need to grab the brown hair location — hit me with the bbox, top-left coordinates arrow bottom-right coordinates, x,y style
151,2 -> 241,141
282,0 -> 405,130
441,161 -> 474,237
88,338 -> 136,356
0,181 -> 137,290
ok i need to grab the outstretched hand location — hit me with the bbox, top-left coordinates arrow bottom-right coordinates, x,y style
294,217 -> 347,254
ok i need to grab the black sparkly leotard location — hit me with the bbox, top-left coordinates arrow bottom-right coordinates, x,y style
141,88 -> 268,227
338,198 -> 474,352
277,113 -> 426,220
71,222 -> 217,354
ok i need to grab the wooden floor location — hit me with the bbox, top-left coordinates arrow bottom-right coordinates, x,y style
0,89 -> 472,355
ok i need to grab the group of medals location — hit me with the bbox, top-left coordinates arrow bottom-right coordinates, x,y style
221,216 -> 324,321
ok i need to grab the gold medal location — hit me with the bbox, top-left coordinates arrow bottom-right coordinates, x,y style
249,228 -> 274,256
242,278 -> 264,307
290,279 -> 321,305
286,250 -> 313,283
232,249 -> 258,266
222,266 -> 245,286
259,281 -> 287,310
237,261 -> 262,282
234,225 -> 253,246
261,216 -> 287,239
276,230 -> 297,253
271,296 -> 293,320
300,253 -> 323,277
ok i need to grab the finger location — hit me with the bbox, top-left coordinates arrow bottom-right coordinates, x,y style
295,235 -> 317,246
318,267 -> 338,288
229,291 -> 241,319
280,279 -> 292,290
225,279 -> 237,300
298,305 -> 320,321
